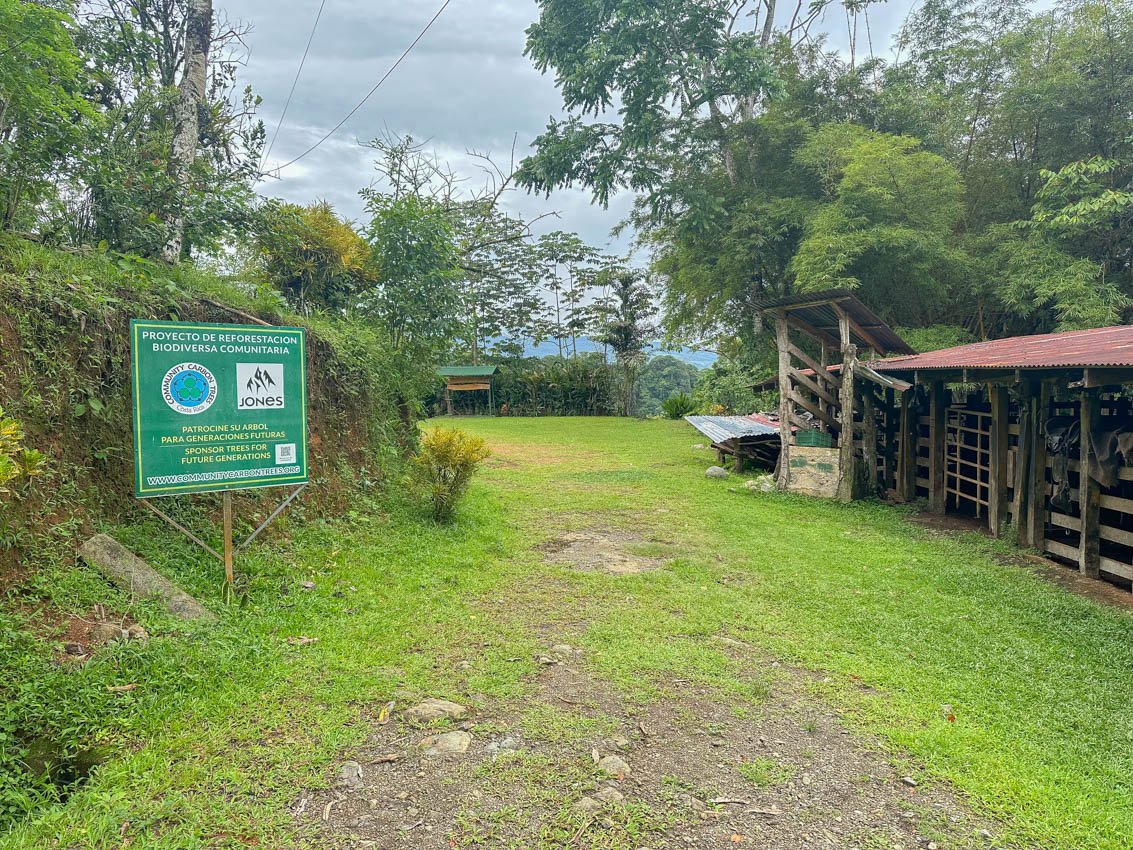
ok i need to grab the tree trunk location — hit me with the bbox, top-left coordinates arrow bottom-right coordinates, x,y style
161,0 -> 212,264
471,300 -> 481,365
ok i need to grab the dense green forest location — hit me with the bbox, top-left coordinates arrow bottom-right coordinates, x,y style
521,0 -> 1133,361
8,0 -> 1131,418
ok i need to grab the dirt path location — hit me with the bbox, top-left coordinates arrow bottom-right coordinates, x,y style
301,602 -> 1008,849
295,433 -> 1019,849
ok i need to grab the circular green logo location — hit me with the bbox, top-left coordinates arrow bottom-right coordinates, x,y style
162,363 -> 217,415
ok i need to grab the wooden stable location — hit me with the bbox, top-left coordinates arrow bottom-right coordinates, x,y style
437,366 -> 498,416
762,291 -> 914,500
760,292 -> 1133,591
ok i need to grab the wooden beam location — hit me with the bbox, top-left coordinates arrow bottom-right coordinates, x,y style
883,387 -> 896,493
788,410 -> 813,431
1013,384 -> 1032,547
834,301 -> 886,356
1084,368 -> 1133,388
928,382 -> 947,514
897,391 -> 916,501
837,343 -> 859,502
775,318 -> 793,490
853,363 -> 913,392
988,384 -> 1009,537
787,343 -> 842,389
776,310 -> 842,352
862,390 -> 879,497
789,365 -> 840,408
904,369 -> 1022,385
1026,382 -> 1051,548
1079,389 -> 1101,578
836,306 -> 852,354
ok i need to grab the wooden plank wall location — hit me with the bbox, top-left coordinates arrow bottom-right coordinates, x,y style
1035,393 -> 1133,584
917,392 -> 1133,588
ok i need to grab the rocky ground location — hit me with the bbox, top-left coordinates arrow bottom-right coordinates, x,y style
300,636 -> 1011,850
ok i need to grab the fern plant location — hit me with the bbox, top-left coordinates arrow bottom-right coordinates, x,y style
661,392 -> 697,419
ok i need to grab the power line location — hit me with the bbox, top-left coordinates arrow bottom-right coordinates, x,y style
267,0 -> 454,177
261,0 -> 329,168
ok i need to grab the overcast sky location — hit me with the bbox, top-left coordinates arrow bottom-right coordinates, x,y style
229,0 -> 913,256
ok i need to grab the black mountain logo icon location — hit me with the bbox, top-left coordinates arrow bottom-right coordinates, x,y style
246,367 -> 278,394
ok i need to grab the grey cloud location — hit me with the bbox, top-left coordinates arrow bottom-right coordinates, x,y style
230,0 -> 905,255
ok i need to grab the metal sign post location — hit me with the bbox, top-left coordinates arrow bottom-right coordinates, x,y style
130,319 -> 310,589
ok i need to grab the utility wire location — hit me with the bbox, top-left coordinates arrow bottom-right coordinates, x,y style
268,0 -> 454,177
261,0 -> 329,168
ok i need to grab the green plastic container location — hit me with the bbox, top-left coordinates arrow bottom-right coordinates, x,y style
795,429 -> 833,448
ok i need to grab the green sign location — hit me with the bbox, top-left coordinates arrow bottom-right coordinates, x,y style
131,320 -> 308,498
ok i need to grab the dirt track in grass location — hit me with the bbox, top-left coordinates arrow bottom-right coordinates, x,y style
305,629 -> 1008,850
302,428 -> 1015,850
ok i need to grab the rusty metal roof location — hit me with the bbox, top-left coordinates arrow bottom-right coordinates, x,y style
875,324 -> 1133,372
755,290 -> 915,357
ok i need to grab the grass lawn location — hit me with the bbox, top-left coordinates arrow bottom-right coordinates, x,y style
4,417 -> 1133,849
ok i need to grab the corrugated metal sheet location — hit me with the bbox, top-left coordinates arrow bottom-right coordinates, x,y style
437,366 -> 499,377
685,415 -> 779,444
875,324 -> 1133,372
755,290 -> 915,356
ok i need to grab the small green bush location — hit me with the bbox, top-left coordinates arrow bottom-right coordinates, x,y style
660,392 -> 697,419
0,406 -> 44,498
414,427 -> 490,522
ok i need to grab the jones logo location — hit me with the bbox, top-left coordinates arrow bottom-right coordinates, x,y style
236,363 -> 285,410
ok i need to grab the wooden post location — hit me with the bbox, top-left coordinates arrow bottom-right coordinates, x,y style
222,490 -> 234,585
820,342 -> 830,433
897,391 -> 913,501
988,384 -> 1009,537
1013,384 -> 1032,547
928,381 -> 947,513
883,387 -> 896,493
1079,389 -> 1101,578
836,360 -> 858,501
836,306 -> 858,502
1026,382 -> 1050,548
861,388 -> 878,497
775,317 -> 793,491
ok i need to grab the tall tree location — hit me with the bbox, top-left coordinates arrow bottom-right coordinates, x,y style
518,0 -> 787,217
533,231 -> 600,357
0,0 -> 93,231
592,268 -> 656,416
363,135 -> 577,362
162,0 -> 211,261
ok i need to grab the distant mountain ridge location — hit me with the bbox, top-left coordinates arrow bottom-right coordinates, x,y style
523,338 -> 717,369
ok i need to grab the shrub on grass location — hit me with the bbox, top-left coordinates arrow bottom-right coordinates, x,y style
414,428 -> 490,522
660,392 -> 697,419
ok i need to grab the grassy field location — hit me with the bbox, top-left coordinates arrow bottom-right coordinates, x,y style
4,417 -> 1133,849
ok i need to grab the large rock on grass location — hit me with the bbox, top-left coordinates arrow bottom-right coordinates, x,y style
78,534 -> 215,621
597,754 -> 631,777
404,698 -> 468,725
